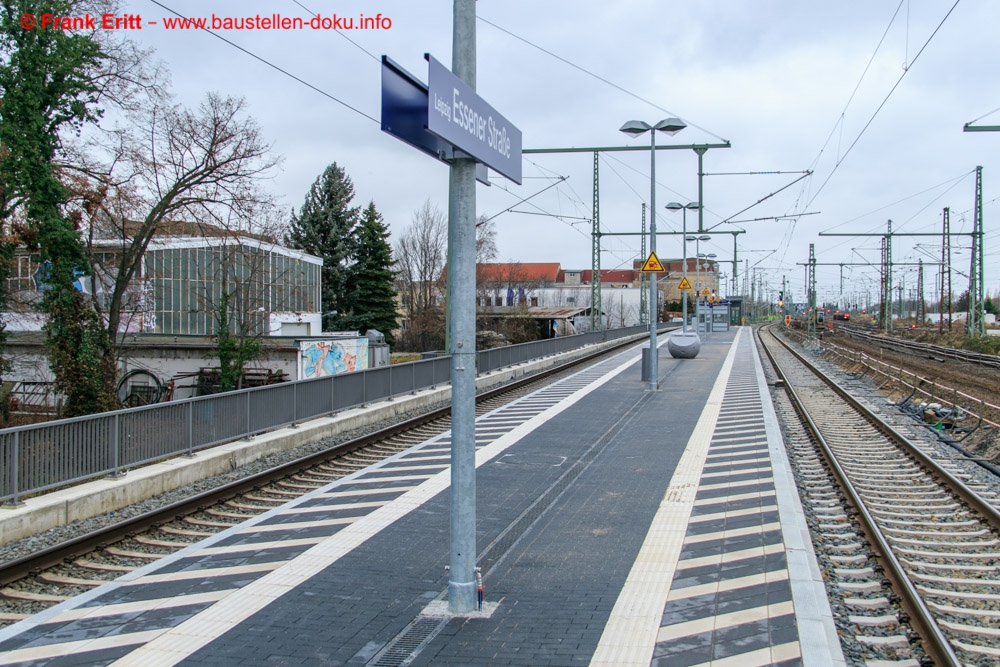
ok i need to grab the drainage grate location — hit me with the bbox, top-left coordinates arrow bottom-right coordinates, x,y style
367,616 -> 449,667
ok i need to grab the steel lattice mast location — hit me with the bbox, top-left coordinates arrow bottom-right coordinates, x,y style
941,207 -> 951,332
806,244 -> 817,347
968,166 -> 985,337
880,220 -> 893,333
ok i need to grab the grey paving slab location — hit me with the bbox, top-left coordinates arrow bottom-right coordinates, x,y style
177,336 -> 736,666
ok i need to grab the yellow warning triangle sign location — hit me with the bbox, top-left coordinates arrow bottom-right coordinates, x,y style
640,251 -> 665,273
677,277 -> 692,290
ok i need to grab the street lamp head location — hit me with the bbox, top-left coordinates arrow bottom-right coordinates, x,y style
619,120 -> 652,136
619,118 -> 687,136
685,236 -> 698,242
665,202 -> 684,211
698,235 -> 710,241
653,118 -> 687,134
685,202 -> 700,210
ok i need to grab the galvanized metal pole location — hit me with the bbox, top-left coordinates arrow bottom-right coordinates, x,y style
695,147 -> 707,233
681,209 -> 688,332
639,203 -> 647,325
731,232 -> 739,296
448,0 -> 478,614
694,237 -> 701,328
647,131 -> 659,390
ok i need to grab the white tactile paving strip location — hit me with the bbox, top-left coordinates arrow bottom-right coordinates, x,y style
0,342 -> 647,666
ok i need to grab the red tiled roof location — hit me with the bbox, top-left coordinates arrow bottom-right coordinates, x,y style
467,262 -> 562,283
578,270 -> 637,284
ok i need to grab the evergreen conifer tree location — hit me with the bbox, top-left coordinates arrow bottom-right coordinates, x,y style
286,163 -> 359,330
345,202 -> 399,348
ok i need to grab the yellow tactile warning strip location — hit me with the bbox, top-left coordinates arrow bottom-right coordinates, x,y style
656,600 -> 795,642
125,561 -> 283,585
198,536 -> 326,556
589,329 -> 743,667
224,515 -> 360,533
681,522 -> 783,545
668,570 -> 790,603
313,485 -> 420,498
31,591 -> 230,623
265,499 -> 388,514
0,630 -> 164,665
688,641 -> 802,667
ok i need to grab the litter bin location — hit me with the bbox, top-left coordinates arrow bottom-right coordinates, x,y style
641,344 -> 650,382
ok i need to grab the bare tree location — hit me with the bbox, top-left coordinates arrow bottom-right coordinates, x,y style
603,289 -> 639,328
476,215 -> 497,264
63,92 -> 281,395
395,200 -> 447,350
80,0 -> 168,114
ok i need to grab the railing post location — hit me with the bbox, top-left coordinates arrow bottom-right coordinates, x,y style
291,383 -> 299,428
244,390 -> 253,440
329,376 -> 336,416
6,432 -> 23,507
111,413 -> 121,478
186,401 -> 194,457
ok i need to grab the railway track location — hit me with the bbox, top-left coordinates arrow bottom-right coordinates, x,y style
838,324 -> 1000,369
0,337 -> 644,628
758,324 -> 1000,665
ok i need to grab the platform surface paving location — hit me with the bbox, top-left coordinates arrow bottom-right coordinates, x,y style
0,328 -> 842,666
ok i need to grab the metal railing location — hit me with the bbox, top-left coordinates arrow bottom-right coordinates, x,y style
1,326 -> 651,505
477,324 -> 648,374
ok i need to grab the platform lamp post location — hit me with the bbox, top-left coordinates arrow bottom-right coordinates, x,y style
700,252 -> 717,329
686,235 -> 711,330
620,118 -> 687,390
665,202 -> 699,333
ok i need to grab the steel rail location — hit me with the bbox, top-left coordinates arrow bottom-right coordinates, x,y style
784,325 -> 1000,500
839,324 -> 1000,368
0,334 -> 651,588
767,328 -> 1000,531
757,324 -> 967,667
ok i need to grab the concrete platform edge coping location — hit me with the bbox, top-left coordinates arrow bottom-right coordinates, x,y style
0,335 -> 644,547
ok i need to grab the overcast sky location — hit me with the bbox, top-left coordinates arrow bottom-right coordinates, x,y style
118,0 -> 997,307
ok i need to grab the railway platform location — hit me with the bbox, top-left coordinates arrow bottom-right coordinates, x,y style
0,327 -> 844,666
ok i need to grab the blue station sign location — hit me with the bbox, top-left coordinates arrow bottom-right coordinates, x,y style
426,55 -> 522,184
381,56 -> 491,185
